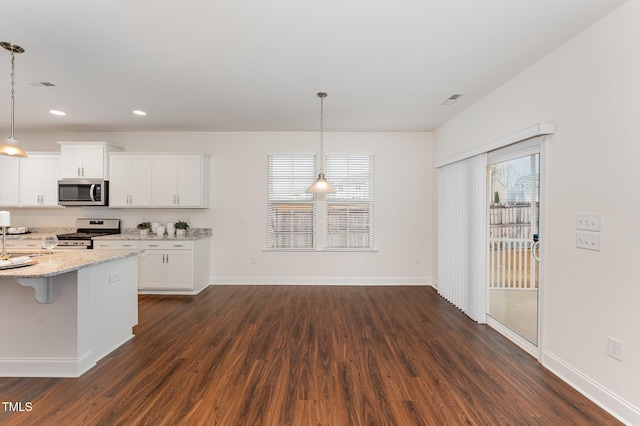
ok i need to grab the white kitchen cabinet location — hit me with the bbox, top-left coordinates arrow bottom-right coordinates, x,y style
58,142 -> 121,179
0,156 -> 20,207
138,241 -> 194,290
109,154 -> 152,207
19,154 -> 61,207
151,154 -> 209,208
84,236 -> 209,293
3,238 -> 43,252
92,240 -> 140,250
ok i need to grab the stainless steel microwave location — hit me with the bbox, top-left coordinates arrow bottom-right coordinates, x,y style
58,179 -> 109,206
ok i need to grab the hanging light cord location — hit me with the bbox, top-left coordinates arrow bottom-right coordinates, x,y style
318,92 -> 327,175
9,50 -> 15,139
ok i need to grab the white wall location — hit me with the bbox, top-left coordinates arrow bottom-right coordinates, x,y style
10,131 -> 433,285
435,0 -> 640,421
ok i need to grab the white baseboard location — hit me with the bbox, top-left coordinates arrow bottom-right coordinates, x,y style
0,351 -> 94,378
543,351 -> 640,425
209,276 -> 433,286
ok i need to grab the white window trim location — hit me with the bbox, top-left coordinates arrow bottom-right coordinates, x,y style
266,152 -> 375,252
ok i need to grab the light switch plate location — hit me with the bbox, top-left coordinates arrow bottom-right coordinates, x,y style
576,213 -> 601,231
576,231 -> 600,251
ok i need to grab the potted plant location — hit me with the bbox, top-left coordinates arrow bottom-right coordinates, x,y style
175,220 -> 189,236
137,221 -> 151,235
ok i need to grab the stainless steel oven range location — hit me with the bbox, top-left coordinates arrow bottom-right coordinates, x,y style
56,218 -> 121,249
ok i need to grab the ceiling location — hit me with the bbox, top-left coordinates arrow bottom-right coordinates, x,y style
1,0 -> 628,133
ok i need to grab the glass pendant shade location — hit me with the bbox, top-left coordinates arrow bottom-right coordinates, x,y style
0,137 -> 27,157
306,172 -> 335,193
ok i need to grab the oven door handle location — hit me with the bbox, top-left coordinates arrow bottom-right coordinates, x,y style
90,184 -> 96,202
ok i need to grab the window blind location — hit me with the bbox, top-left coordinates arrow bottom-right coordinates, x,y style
325,154 -> 374,249
437,153 -> 487,322
267,154 -> 316,249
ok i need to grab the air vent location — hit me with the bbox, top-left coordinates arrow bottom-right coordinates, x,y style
28,81 -> 56,87
441,93 -> 464,106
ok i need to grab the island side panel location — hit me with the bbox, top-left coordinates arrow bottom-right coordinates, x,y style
78,255 -> 138,372
0,272 -> 81,377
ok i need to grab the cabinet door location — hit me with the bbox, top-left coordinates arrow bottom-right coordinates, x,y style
166,250 -> 193,289
130,155 -> 152,207
60,145 -> 84,178
0,157 -> 20,207
138,251 -> 168,289
176,155 -> 202,207
18,157 -> 44,206
81,145 -> 105,178
42,156 -> 60,206
109,155 -> 132,207
151,156 -> 178,207
19,155 -> 60,207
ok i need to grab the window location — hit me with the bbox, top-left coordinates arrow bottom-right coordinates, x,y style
267,153 -> 374,250
267,154 -> 316,249
325,154 -> 375,249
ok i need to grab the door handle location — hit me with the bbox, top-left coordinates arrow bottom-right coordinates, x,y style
89,184 -> 96,202
532,240 -> 540,262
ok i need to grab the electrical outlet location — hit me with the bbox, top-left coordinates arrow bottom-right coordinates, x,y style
607,337 -> 623,361
236,216 -> 246,225
251,256 -> 256,264
576,231 -> 600,251
109,272 -> 121,283
415,257 -> 421,264
576,213 -> 601,231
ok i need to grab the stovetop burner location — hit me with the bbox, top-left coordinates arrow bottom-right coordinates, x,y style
57,231 -> 118,240
56,219 -> 121,248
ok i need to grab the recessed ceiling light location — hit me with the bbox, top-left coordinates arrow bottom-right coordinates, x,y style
49,110 -> 66,116
133,110 -> 147,116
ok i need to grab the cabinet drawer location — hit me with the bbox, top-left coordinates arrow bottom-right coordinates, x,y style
4,240 -> 42,250
93,240 -> 141,250
141,240 -> 193,250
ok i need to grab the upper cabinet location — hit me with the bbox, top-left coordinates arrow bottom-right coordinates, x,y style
0,156 -> 20,207
19,153 -> 61,207
58,142 -> 122,179
0,153 -> 61,208
109,153 -> 209,209
151,154 -> 209,208
109,154 -> 152,208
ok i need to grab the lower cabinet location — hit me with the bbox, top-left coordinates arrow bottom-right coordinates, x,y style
94,238 -> 210,292
139,242 -> 193,290
93,241 -> 140,250
3,239 -> 44,252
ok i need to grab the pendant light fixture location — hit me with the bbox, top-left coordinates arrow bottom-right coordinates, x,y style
306,92 -> 335,193
0,42 -> 27,158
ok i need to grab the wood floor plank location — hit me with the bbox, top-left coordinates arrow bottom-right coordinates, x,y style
0,285 -> 622,425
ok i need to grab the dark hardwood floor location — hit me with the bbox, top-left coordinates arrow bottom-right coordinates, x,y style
0,285 -> 620,425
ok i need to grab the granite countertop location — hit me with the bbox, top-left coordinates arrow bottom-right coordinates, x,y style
93,229 -> 211,241
4,232 -> 57,241
0,249 -> 142,279
5,228 -> 212,242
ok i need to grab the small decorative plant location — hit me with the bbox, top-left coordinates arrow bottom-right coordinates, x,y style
175,220 -> 189,235
137,221 -> 151,235
175,220 -> 189,230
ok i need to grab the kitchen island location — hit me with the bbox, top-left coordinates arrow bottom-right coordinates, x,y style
0,250 -> 141,377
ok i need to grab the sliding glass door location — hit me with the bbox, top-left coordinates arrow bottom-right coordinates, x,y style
487,143 -> 540,348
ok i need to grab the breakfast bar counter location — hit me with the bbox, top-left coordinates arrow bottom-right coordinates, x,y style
0,250 -> 141,377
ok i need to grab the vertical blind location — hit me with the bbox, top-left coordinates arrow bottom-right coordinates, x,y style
267,154 -> 316,249
325,154 -> 375,249
437,153 -> 487,322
